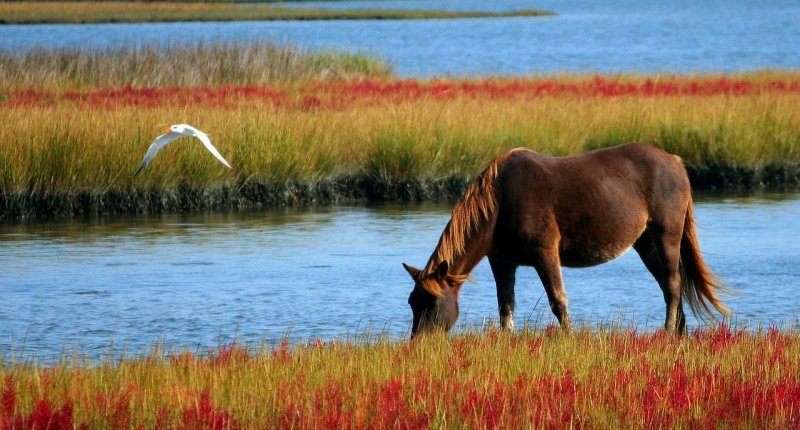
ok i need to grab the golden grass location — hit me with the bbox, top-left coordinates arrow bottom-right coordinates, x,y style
1,91 -> 798,192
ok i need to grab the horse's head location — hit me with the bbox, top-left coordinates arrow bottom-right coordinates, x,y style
402,261 -> 463,339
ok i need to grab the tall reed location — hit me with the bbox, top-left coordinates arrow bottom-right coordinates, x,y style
2,91 -> 798,187
0,43 -> 393,90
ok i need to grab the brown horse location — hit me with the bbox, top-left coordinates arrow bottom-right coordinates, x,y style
403,143 -> 730,337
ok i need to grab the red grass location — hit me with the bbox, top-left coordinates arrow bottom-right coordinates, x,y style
2,328 -> 800,429
270,338 -> 292,363
1,377 -> 15,418
1,390 -> 84,430
207,343 -> 251,367
95,385 -> 135,429
4,76 -> 800,110
178,391 -> 239,430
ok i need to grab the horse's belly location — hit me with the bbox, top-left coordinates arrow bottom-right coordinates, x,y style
559,242 -> 633,268
557,218 -> 646,268
553,194 -> 649,267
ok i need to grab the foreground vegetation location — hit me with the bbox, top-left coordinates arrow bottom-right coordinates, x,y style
1,44 -> 799,218
2,326 -> 799,428
0,2 -> 553,24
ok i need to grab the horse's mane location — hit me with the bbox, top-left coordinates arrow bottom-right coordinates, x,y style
421,150 -> 520,295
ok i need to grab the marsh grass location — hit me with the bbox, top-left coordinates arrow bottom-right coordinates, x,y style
0,43 -> 393,90
3,92 -> 799,184
1,69 -> 800,217
0,2 -> 554,24
2,325 -> 800,428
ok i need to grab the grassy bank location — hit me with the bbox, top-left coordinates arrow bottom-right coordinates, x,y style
2,326 -> 800,428
0,2 -> 554,24
1,46 -> 799,218
2,75 -> 800,218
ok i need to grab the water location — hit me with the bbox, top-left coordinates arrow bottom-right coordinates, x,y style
1,0 -> 799,76
1,193 -> 798,362
2,1 -> 799,362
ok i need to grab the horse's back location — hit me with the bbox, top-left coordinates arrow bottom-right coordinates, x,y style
498,143 -> 689,207
492,143 -> 691,267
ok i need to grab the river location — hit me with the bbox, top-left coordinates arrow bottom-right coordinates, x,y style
1,193 -> 798,363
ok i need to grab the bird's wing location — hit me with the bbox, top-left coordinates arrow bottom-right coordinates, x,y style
195,132 -> 232,169
134,131 -> 181,176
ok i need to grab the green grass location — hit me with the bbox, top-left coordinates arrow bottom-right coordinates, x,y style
0,1 -> 555,24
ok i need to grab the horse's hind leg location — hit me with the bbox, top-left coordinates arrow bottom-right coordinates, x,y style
533,249 -> 571,331
489,257 -> 517,330
633,228 -> 686,334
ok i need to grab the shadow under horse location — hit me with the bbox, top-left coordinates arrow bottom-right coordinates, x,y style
403,143 -> 730,337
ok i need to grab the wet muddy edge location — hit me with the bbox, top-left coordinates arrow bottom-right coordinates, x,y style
2,164 -> 799,220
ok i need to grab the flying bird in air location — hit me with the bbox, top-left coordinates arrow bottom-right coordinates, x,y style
134,124 -> 232,176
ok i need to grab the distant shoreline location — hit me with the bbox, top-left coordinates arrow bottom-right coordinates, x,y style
0,2 -> 555,25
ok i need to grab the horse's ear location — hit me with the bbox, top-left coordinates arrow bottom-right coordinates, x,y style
434,260 -> 449,281
402,263 -> 421,279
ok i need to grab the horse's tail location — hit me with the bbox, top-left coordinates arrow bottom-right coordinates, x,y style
680,200 -> 731,322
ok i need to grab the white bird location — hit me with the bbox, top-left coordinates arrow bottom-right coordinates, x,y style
134,124 -> 232,176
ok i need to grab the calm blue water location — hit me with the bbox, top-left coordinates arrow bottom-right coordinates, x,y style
1,0 -> 799,76
1,194 -> 799,363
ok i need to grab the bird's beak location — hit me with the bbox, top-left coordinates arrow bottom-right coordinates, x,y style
165,127 -> 171,133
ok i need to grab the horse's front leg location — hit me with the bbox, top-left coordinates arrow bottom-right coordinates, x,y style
534,249 -> 572,331
489,257 -> 517,330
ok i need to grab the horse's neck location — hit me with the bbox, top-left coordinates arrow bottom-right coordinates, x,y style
425,156 -> 501,277
426,215 -> 495,276
451,238 -> 489,276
